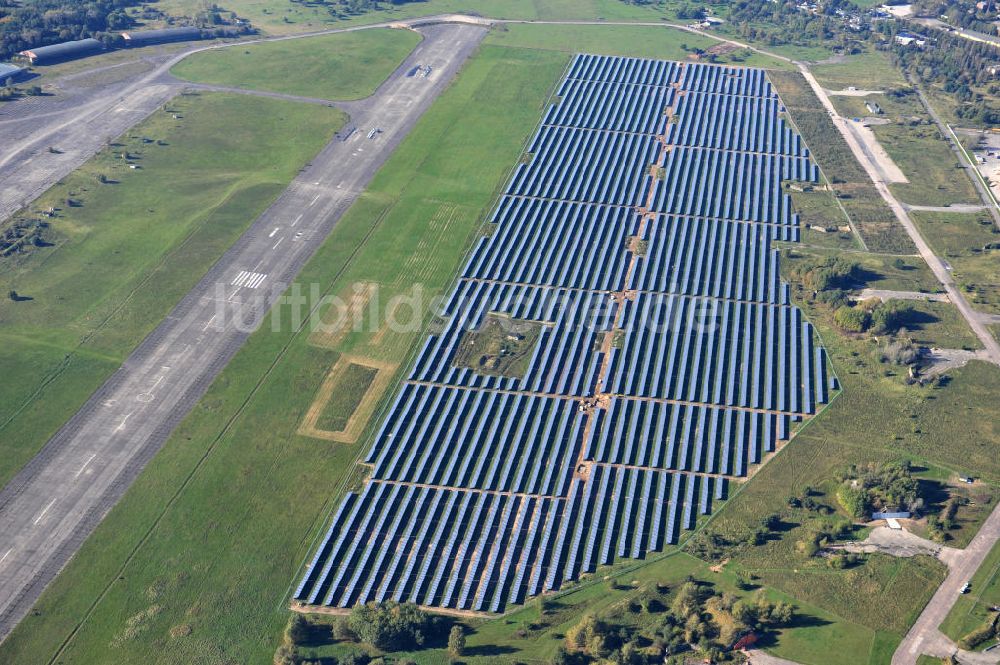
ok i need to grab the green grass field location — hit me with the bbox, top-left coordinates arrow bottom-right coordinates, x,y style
0,44 -> 570,665
483,22 -> 793,69
812,51 -> 907,91
878,124 -> 980,208
0,93 -> 344,488
172,28 -> 421,100
940,539 -> 1000,646
910,210 -> 1000,316
154,0 -> 679,37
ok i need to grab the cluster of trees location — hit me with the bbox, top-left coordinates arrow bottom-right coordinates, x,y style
790,255 -> 862,294
276,603 -> 461,665
560,583 -> 795,663
347,601 -> 443,651
835,461 -> 923,519
833,298 -> 912,335
0,0 -> 141,60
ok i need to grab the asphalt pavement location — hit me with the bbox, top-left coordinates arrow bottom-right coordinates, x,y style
0,21 -> 486,642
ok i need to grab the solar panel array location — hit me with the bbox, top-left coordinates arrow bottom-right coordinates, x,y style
295,54 -> 833,613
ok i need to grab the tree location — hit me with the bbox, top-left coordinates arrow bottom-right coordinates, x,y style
447,625 -> 466,658
285,613 -> 310,646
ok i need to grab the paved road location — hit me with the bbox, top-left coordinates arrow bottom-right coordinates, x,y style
893,503 -> 1000,665
0,21 -> 486,642
799,67 -> 1000,366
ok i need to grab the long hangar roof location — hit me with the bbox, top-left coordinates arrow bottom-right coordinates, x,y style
120,26 -> 203,45
20,38 -> 103,64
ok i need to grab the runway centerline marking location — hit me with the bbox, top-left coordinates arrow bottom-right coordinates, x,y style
202,315 -> 216,332
310,194 -> 321,207
116,411 -> 136,428
75,453 -> 97,478
33,499 -> 57,525
269,227 -> 280,238
0,549 -> 11,566
272,237 -> 284,250
292,214 -> 303,226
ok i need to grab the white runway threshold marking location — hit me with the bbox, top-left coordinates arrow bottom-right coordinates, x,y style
34,499 -> 56,525
231,271 -> 267,289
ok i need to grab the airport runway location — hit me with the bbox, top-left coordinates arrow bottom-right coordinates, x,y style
0,21 -> 486,641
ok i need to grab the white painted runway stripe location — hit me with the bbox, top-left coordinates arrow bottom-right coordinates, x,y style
245,272 -> 268,289
310,194 -> 320,206
0,549 -> 11,566
292,214 -> 303,226
272,237 -> 284,250
34,499 -> 56,525
231,271 -> 267,289
269,227 -> 280,238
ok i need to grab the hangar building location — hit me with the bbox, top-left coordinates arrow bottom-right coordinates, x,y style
18,38 -> 104,65
120,26 -> 203,47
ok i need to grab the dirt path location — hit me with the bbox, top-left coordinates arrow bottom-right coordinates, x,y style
857,288 -> 950,303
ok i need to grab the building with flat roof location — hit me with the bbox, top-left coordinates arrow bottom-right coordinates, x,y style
18,38 -> 104,65
120,26 -> 203,47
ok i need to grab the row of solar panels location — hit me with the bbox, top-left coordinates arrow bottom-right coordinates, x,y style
652,146 -> 816,224
668,91 -> 808,157
294,470 -> 724,611
464,201 -> 797,299
604,294 -> 828,414
564,54 -> 776,99
629,214 -> 792,303
463,198 -> 639,292
547,79 -> 676,135
366,384 -> 584,497
513,125 -> 658,206
588,398 -> 796,477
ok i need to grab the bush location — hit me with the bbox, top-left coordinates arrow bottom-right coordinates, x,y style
837,484 -> 868,519
834,305 -> 870,332
274,644 -> 298,665
339,649 -> 370,665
